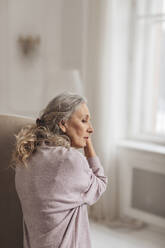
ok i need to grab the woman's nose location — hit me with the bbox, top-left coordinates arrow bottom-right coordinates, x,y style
88,123 -> 94,133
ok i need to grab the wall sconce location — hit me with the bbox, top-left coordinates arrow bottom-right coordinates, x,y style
18,35 -> 40,56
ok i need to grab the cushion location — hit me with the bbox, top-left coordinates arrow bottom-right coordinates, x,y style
0,114 -> 34,248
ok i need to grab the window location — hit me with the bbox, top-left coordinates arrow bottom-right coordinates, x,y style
129,0 -> 165,143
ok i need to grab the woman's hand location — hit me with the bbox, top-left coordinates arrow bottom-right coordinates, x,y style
84,138 -> 96,158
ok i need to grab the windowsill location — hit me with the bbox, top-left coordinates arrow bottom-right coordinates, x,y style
117,139 -> 165,155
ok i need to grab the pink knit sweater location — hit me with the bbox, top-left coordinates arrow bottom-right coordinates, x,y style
15,145 -> 108,248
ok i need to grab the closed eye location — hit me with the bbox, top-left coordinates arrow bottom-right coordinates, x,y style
82,119 -> 87,123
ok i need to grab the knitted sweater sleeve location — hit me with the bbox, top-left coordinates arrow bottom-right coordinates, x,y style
60,148 -> 108,206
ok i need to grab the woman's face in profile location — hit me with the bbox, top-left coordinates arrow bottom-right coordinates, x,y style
60,103 -> 94,149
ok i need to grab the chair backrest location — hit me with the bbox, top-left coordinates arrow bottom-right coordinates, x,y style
0,114 -> 34,248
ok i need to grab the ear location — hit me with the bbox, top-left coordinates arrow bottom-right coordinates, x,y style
59,120 -> 67,133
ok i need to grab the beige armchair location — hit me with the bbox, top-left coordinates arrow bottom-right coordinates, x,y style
0,114 -> 34,248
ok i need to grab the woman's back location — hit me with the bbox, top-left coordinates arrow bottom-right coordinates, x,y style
15,144 -> 107,248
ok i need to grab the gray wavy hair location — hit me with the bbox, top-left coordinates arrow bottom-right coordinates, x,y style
39,91 -> 87,134
12,92 -> 87,168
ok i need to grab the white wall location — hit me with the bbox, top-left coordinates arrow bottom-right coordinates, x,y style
0,0 -> 86,117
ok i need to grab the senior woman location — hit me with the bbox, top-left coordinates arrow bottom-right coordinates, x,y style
13,92 -> 108,248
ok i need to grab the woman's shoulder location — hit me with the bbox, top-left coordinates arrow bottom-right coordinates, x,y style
38,144 -> 86,163
64,147 -> 87,163
58,147 -> 89,174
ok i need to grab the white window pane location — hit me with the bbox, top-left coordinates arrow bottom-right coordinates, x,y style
130,0 -> 165,140
156,26 -> 165,135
